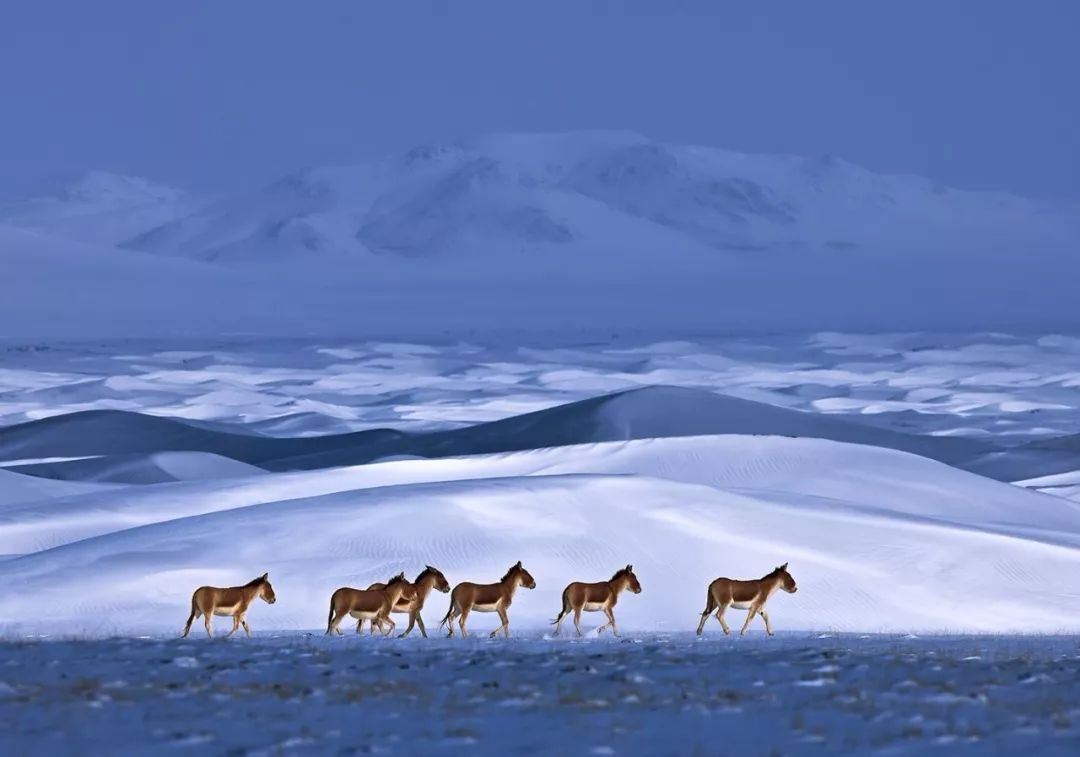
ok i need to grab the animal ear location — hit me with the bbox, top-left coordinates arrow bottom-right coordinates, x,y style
261,572 -> 268,581
426,565 -> 434,571
780,562 -> 788,571
626,564 -> 632,571
515,560 -> 522,568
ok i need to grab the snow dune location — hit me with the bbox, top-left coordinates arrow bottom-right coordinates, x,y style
0,468 -> 115,509
0,386 -> 990,473
5,451 -> 265,485
1,434 -> 1078,634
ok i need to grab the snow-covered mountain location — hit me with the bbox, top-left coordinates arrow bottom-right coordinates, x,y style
112,132 -> 1077,263
0,171 -> 201,246
3,132 -> 1078,337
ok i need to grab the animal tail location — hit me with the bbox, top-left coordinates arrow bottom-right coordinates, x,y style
551,588 -> 571,624
181,593 -> 199,636
325,598 -> 335,635
437,597 -> 454,629
700,588 -> 717,617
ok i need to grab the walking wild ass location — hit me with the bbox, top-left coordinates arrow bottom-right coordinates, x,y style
551,565 -> 642,637
326,572 -> 418,636
696,563 -> 798,636
440,561 -> 536,638
181,572 -> 277,638
359,565 -> 452,638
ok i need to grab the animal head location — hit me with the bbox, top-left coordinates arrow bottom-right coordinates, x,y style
618,564 -> 642,594
387,571 -> 418,601
421,565 -> 451,593
256,572 -> 276,604
776,562 -> 797,593
504,560 -> 536,589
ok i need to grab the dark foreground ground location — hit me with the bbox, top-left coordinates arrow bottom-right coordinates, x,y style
0,633 -> 1078,755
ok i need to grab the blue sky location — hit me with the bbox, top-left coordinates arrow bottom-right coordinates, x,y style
1,1 -> 1077,199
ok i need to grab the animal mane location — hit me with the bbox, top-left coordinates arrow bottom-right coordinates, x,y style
244,575 -> 266,587
501,563 -> 521,581
386,572 -> 407,586
610,566 -> 632,581
414,566 -> 438,582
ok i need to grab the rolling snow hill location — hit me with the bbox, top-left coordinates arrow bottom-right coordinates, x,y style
0,387 -> 993,474
1,434 -> 1078,634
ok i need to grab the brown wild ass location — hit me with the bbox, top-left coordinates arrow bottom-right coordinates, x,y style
439,561 -> 536,638
696,563 -> 798,636
358,565 -> 452,638
551,565 -> 642,637
326,572 -> 418,636
181,572 -> 277,638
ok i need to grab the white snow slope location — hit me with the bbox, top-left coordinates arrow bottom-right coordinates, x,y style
2,435 -> 1078,635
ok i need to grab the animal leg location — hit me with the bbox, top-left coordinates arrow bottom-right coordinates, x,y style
328,610 -> 346,636
399,611 -> 417,639
225,615 -> 241,638
458,606 -> 471,638
739,605 -> 759,636
760,609 -> 774,636
381,616 -> 396,636
573,607 -> 583,637
716,602 -> 732,635
491,606 -> 510,639
414,613 -> 428,639
241,616 -> 252,638
204,610 -> 214,638
355,618 -> 365,634
605,607 -> 619,637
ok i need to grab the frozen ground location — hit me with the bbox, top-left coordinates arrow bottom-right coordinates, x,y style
1,634 -> 1078,755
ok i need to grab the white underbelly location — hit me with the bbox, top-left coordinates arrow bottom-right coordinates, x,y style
472,603 -> 499,612
348,609 -> 380,620
729,602 -> 751,611
212,605 -> 241,616
582,602 -> 607,612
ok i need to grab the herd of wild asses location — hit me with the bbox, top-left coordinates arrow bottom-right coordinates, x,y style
182,562 -> 798,639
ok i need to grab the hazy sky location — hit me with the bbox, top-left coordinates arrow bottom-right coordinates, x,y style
1,1 -> 1077,200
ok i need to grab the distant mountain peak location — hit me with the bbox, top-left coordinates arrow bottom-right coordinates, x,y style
59,171 -> 188,206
